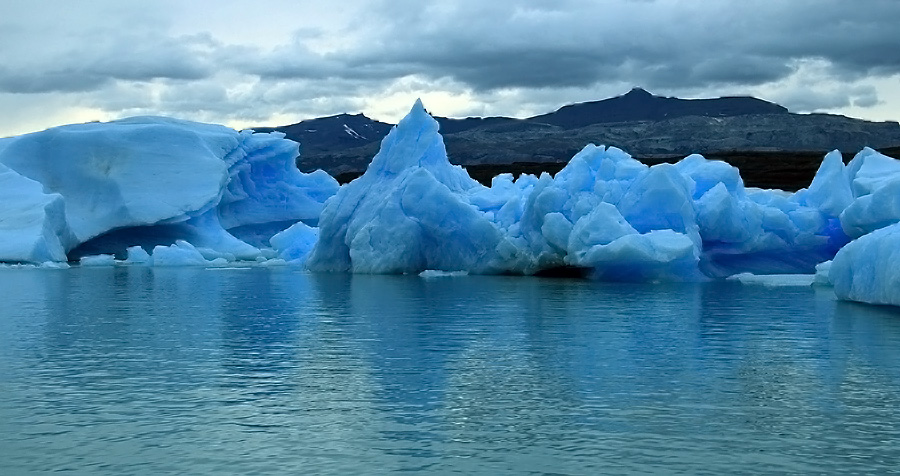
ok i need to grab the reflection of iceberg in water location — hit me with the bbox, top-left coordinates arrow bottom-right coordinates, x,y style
344,274 -> 463,430
437,280 -> 710,443
829,299 -> 900,383
217,269 -> 307,384
4,268 -> 900,472
34,267 -> 232,388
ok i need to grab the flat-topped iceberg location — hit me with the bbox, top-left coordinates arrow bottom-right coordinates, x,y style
0,116 -> 338,264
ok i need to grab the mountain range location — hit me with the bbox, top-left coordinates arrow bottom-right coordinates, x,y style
251,88 -> 900,190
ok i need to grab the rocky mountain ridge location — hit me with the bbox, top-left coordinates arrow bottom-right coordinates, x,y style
251,88 -> 900,189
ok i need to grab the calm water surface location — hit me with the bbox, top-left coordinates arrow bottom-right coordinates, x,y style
1,267 -> 900,474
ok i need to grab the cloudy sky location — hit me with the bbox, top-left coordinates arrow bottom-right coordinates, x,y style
1,0 -> 898,137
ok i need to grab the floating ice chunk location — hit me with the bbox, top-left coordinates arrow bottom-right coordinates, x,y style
814,260 -> 832,286
176,211 -> 260,260
41,261 -> 71,269
419,270 -> 469,278
727,273 -> 815,287
257,258 -> 289,267
194,247 -> 236,262
573,230 -> 701,281
79,254 -> 116,267
71,213 -> 258,262
304,101 -> 857,280
270,221 -> 319,263
259,248 -> 278,259
150,240 -> 211,267
830,222 -> 900,306
125,246 -> 151,264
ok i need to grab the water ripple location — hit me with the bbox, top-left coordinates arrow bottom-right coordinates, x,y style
1,269 -> 900,474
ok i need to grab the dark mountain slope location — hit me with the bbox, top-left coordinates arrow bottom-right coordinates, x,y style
529,87 -> 789,129
249,89 -> 900,190
252,113 -> 392,156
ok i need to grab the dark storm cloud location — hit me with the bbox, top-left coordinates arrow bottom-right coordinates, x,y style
85,34 -> 215,82
0,33 -> 214,94
307,0 -> 900,94
753,0 -> 900,76
0,0 -> 214,94
0,69 -> 109,94
773,83 -> 881,113
7,0 -> 898,97
218,0 -> 898,107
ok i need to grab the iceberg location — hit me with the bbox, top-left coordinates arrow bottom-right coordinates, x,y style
0,117 -> 233,244
0,116 -> 338,264
2,99 -> 899,305
75,242 -> 230,267
80,241 -> 232,267
149,240 -> 223,267
125,246 -> 151,264
727,273 -> 816,287
270,221 -> 319,264
813,260 -> 833,286
513,145 -> 704,280
307,101 -> 860,281
79,254 -> 117,267
830,223 -> 900,307
306,100 -> 508,274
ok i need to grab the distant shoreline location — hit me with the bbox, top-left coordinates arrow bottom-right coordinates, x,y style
333,146 -> 900,191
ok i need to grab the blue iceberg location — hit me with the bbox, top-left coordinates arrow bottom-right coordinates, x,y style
1,101 -> 899,308
308,101 -> 853,281
829,223 -> 900,306
0,117 -> 338,264
307,100 -> 506,274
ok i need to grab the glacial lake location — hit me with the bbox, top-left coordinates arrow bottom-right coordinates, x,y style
2,267 -> 900,474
